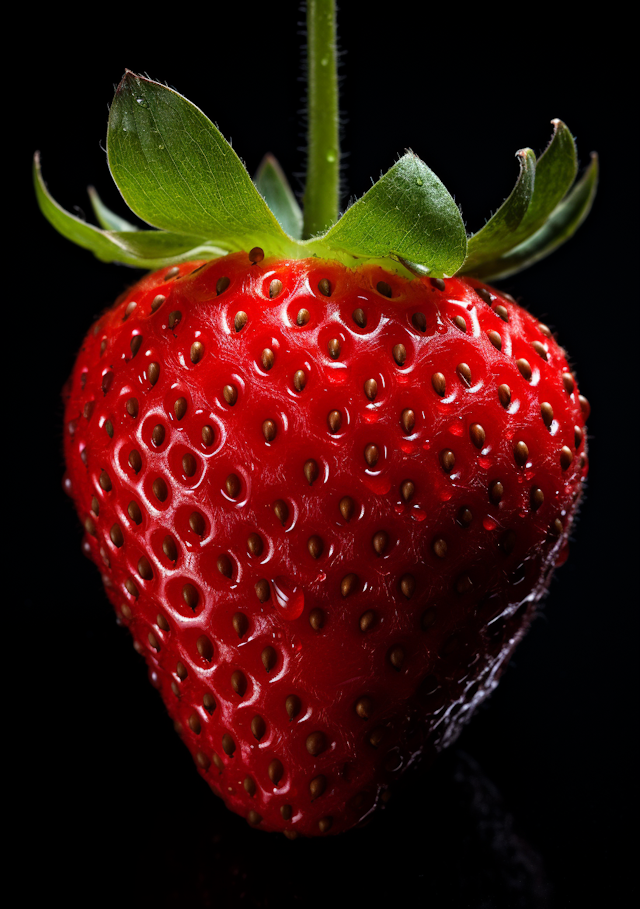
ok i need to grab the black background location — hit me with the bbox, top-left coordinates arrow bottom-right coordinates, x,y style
17,4 -> 635,908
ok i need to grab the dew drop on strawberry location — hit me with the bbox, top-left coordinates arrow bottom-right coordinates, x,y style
272,576 -> 305,621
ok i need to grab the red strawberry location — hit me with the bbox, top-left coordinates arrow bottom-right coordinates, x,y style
35,4 -> 596,838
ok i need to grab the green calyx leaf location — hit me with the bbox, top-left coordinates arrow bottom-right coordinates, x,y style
88,186 -> 138,232
107,72 -> 291,254
34,65 -> 596,284
34,153 -> 227,268
458,120 -> 595,280
324,153 -> 468,278
254,155 -> 303,240
35,73 -> 468,277
470,152 -> 598,281
462,148 -> 536,273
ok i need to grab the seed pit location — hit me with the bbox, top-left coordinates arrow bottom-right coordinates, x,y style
469,423 -> 485,449
222,733 -> 236,756
341,573 -> 359,597
401,409 -> 415,434
400,480 -> 415,502
456,363 -> 472,386
269,279 -> 283,298
272,499 -> 289,525
286,695 -> 301,720
152,478 -> 168,502
432,373 -> 446,397
163,536 -> 178,562
412,313 -> 426,333
197,635 -> 214,662
247,533 -> 263,557
182,583 -> 199,611
489,480 -> 504,504
223,385 -> 238,406
137,557 -> 153,580
514,441 -> 529,466
254,578 -> 271,603
190,341 -> 204,364
182,453 -> 197,477
225,473 -> 241,499
217,554 -> 233,577
498,384 -> 511,408
364,443 -> 379,467
262,419 -> 277,442
328,410 -> 342,433
261,646 -> 277,671
516,358 -> 532,381
268,759 -> 284,785
359,610 -> 377,632
231,670 -> 247,697
261,348 -> 275,370
393,343 -> 407,366
487,330 -> 502,350
400,574 -> 415,599
233,612 -> 249,638
304,459 -> 319,485
339,496 -> 355,521
306,731 -> 327,755
440,449 -> 455,473
189,512 -> 206,536
372,531 -> 388,555
364,379 -> 378,401
327,338 -> 341,359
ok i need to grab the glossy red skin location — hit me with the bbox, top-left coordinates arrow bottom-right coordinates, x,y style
63,253 -> 588,837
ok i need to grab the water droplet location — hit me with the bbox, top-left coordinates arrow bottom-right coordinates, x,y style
483,516 -> 497,531
273,576 -> 305,621
416,177 -> 424,186
326,151 -> 337,163
411,506 -> 426,522
136,97 -> 149,108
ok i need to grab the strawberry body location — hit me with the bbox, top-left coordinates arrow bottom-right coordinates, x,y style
62,252 -> 588,837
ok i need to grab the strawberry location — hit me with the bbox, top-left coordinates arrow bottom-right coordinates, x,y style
35,2 -> 596,838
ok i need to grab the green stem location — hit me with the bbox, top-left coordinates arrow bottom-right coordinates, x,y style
303,0 -> 340,239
